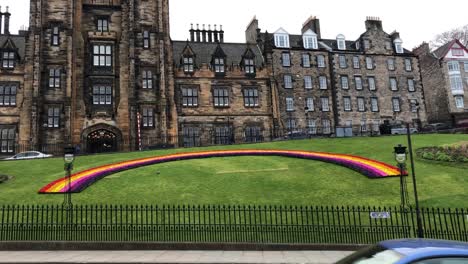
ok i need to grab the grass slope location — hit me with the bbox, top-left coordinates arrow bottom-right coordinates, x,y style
0,134 -> 466,207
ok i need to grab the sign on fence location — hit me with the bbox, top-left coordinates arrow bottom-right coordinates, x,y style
370,212 -> 391,219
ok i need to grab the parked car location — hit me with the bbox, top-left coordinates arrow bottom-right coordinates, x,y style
336,239 -> 468,264
4,151 -> 52,160
422,123 -> 452,132
391,126 -> 418,135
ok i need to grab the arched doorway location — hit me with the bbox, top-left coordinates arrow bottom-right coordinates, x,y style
82,124 -> 123,154
87,129 -> 117,153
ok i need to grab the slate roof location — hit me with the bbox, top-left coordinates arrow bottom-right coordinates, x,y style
172,41 -> 264,67
433,40 -> 458,59
0,35 -> 26,60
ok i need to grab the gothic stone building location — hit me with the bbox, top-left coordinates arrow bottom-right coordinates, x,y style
247,16 -> 427,136
172,26 -> 273,147
414,40 -> 468,126
20,0 -> 176,154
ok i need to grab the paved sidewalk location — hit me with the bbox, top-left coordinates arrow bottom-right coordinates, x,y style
0,250 -> 354,263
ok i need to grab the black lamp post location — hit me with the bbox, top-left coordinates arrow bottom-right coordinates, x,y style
394,144 -> 409,209
63,147 -> 75,207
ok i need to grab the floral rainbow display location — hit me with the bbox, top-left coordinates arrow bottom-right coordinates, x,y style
39,150 -> 406,194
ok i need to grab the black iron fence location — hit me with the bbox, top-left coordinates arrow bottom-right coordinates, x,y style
0,204 -> 467,244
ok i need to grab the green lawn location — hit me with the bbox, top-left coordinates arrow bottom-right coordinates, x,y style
0,134 -> 467,207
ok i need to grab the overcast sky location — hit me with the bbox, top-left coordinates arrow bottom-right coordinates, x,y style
3,0 -> 468,49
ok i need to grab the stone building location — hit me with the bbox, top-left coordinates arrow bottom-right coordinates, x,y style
414,40 -> 468,126
172,25 -> 273,147
20,0 -> 176,154
248,16 -> 427,136
0,8 -> 28,155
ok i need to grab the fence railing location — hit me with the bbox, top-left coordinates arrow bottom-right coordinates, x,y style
0,205 -> 467,244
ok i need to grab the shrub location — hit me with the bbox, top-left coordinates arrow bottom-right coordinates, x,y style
0,175 -> 10,184
435,151 -> 453,162
421,152 -> 435,160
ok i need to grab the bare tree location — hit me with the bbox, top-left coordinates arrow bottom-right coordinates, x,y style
430,24 -> 468,49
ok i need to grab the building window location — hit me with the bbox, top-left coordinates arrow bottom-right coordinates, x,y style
448,61 -> 460,72
450,75 -> 463,92
243,88 -> 259,107
322,120 -> 331,134
394,39 -> 404,54
353,56 -> 360,69
408,78 -> 415,92
366,57 -> 374,70
244,58 -> 255,74
0,83 -> 17,106
371,97 -> 379,112
92,85 -> 112,105
2,51 -> 15,69
368,77 -> 376,91
286,119 -> 296,131
455,96 -> 464,109
214,126 -> 232,145
337,35 -> 346,50
410,99 -> 419,113
360,120 -> 367,132
392,98 -> 401,112
341,76 -> 349,89
284,75 -> 293,89
343,97 -> 352,111
405,58 -> 412,71
304,76 -> 313,89
385,41 -> 392,50
213,57 -> 225,74
387,58 -> 395,71
303,35 -> 318,49
306,97 -> 314,112
321,97 -> 330,112
302,54 -> 311,68
390,77 -> 398,91
364,40 -> 370,50
339,55 -> 347,68
97,18 -> 109,32
142,108 -> 154,127
286,97 -> 294,112
274,34 -> 289,48
452,49 -> 464,56
282,53 -> 291,67
307,119 -> 317,135
183,127 -> 201,148
317,55 -> 326,68
142,70 -> 153,89
213,87 -> 229,107
143,31 -> 150,48
52,26 -> 60,46
319,76 -> 327,90
183,56 -> 194,73
0,127 -> 15,154
355,76 -> 363,90
357,97 -> 366,112
49,68 -> 61,88
47,106 -> 60,128
93,44 -> 112,67
182,87 -> 198,107
245,126 -> 263,143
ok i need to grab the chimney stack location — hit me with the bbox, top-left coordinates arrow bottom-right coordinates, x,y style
196,24 -> 201,42
219,25 -> 224,43
190,23 -> 195,42
365,16 -> 383,31
3,6 -> 10,35
189,23 -> 225,43
208,24 -> 213,42
301,16 -> 321,39
0,6 -> 3,35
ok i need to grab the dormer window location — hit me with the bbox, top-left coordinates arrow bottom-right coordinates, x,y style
303,29 -> 318,49
394,38 -> 403,54
337,34 -> 346,50
52,26 -> 60,46
244,58 -> 255,75
143,31 -> 150,49
274,28 -> 290,48
183,56 -> 194,73
213,57 -> 225,74
364,40 -> 370,50
1,51 -> 15,69
97,18 -> 109,32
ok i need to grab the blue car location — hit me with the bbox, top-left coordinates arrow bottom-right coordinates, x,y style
336,239 -> 468,264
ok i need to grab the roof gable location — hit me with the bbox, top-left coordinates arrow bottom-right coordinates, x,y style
212,43 -> 227,58
1,38 -> 17,50
434,39 -> 468,59
302,29 -> 317,36
274,27 -> 289,35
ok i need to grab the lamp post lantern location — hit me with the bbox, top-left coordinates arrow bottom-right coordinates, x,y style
63,146 -> 75,207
